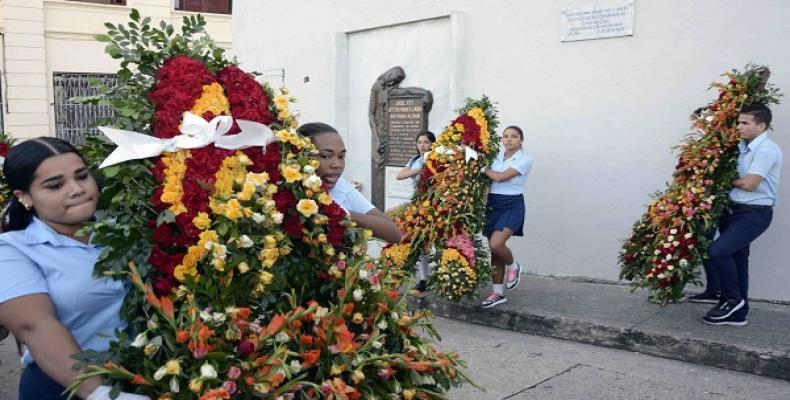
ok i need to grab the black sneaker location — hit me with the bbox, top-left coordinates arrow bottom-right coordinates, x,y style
481,292 -> 507,308
706,299 -> 745,320
702,314 -> 747,326
688,291 -> 721,304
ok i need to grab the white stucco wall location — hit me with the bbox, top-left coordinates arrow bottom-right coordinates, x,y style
233,0 -> 790,301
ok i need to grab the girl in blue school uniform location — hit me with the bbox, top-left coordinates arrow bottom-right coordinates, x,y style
0,138 -> 148,400
396,131 -> 436,293
296,122 -> 402,243
481,126 -> 533,308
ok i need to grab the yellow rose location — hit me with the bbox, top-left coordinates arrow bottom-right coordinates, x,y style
237,182 -> 255,201
282,165 -> 301,183
318,192 -> 333,205
278,109 -> 292,120
189,378 -> 203,393
192,212 -> 212,230
237,262 -> 250,274
164,359 -> 181,375
199,230 -> 219,244
274,95 -> 289,110
297,199 -> 319,217
246,172 -> 269,186
259,271 -> 273,285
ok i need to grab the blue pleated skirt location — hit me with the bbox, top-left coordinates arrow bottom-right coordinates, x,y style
484,193 -> 525,238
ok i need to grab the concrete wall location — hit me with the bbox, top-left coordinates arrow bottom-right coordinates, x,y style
0,0 -> 232,139
234,0 -> 790,301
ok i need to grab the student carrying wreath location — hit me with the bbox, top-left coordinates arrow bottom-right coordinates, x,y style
481,126 -> 533,308
0,138 -> 149,400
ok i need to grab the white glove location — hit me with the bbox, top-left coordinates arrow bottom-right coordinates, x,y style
86,385 -> 151,400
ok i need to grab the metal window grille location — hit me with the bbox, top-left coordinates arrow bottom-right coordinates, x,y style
53,72 -> 118,146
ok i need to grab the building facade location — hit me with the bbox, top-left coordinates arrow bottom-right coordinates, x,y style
0,0 -> 232,142
233,0 -> 790,301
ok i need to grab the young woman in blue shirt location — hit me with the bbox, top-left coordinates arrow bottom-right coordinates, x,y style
0,138 -> 148,400
481,126 -> 533,308
396,131 -> 436,293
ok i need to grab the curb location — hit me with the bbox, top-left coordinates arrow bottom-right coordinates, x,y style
415,298 -> 790,381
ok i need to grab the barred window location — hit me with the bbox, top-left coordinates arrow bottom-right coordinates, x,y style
175,0 -> 232,14
53,72 -> 118,146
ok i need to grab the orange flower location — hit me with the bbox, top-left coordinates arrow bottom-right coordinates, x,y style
343,303 -> 354,315
199,389 -> 231,400
301,349 -> 321,368
131,374 -> 152,386
175,330 -> 190,343
266,314 -> 286,336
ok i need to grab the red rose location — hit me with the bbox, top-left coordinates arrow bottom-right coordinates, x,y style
217,65 -> 275,128
152,223 -> 177,248
273,188 -> 297,212
284,213 -> 304,238
176,212 -> 201,239
321,202 -> 347,224
327,225 -> 345,246
237,340 -> 255,357
0,143 -> 10,157
152,276 -> 175,295
150,187 -> 165,210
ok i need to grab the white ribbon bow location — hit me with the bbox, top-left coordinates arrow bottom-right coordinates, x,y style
464,146 -> 479,162
98,112 -> 275,168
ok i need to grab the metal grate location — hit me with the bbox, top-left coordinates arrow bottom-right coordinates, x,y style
53,72 -> 118,146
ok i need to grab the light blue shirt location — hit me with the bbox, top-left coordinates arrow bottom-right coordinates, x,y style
329,178 -> 375,214
490,149 -> 533,195
406,155 -> 425,188
729,133 -> 782,206
0,218 -> 127,365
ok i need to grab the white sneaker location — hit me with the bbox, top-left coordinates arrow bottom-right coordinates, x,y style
505,262 -> 522,290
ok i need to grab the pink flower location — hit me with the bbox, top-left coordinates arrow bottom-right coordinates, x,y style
222,381 -> 238,394
227,366 -> 241,380
336,260 -> 346,271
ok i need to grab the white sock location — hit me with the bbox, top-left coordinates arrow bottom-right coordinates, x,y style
493,284 -> 504,295
417,255 -> 430,280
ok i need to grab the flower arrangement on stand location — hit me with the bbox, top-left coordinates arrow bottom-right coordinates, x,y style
386,97 -> 500,301
70,10 -> 473,399
619,64 -> 781,305
0,132 -> 16,208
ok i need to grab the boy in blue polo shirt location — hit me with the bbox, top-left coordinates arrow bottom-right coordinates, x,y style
700,103 -> 782,326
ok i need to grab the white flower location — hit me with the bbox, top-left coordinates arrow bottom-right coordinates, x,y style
669,229 -> 677,235
359,269 -> 369,280
662,243 -> 671,249
238,235 -> 254,248
154,366 -> 167,381
130,332 -> 148,348
667,235 -> 675,242
665,254 -> 672,261
377,320 -> 388,330
170,376 -> 180,393
199,310 -> 212,322
315,306 -> 329,319
353,288 -> 364,301
200,363 -> 218,380
679,259 -> 689,267
290,360 -> 302,372
252,213 -> 266,223
272,212 -> 284,224
667,265 -> 675,271
211,312 -> 226,324
371,340 -> 383,349
654,250 -> 661,255
275,332 -> 290,343
657,273 -> 666,279
303,175 -> 322,190
684,232 -> 693,239
672,241 -> 679,247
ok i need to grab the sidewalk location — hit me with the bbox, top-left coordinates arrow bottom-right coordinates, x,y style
415,274 -> 790,381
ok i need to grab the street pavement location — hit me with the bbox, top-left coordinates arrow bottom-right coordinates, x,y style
2,317 -> 789,399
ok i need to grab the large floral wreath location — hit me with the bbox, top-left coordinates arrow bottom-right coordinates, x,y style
71,11 -> 472,399
383,97 -> 500,301
619,64 -> 781,305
